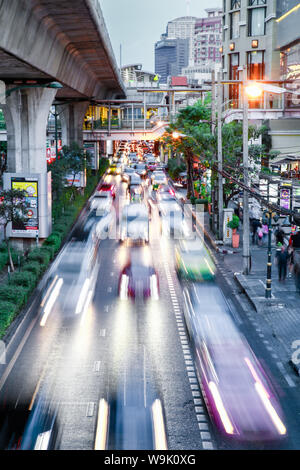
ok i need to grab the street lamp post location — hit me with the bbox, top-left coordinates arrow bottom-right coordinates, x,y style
217,71 -> 223,240
242,67 -> 251,275
266,210 -> 273,299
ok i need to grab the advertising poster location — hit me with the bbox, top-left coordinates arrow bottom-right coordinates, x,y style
11,178 -> 39,233
280,187 -> 291,214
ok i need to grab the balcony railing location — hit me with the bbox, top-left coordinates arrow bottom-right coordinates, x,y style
223,91 -> 285,113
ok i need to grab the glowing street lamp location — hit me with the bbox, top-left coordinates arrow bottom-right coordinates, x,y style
172,131 -> 180,139
245,82 -> 263,99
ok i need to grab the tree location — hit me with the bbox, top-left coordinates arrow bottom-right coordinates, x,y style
162,97 -> 266,205
60,142 -> 92,191
0,189 -> 29,271
161,98 -> 215,198
47,142 -> 92,215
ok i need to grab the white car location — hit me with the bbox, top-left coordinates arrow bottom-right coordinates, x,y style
91,192 -> 113,216
152,173 -> 168,186
120,203 -> 150,243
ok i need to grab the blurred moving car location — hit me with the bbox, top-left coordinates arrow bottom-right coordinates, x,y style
90,192 -> 113,216
20,395 -> 60,450
151,172 -> 167,188
97,182 -> 116,199
119,261 -> 159,300
97,363 -> 167,450
116,162 -> 123,175
122,167 -> 135,183
157,193 -> 180,216
128,185 -> 144,204
161,210 -> 190,239
183,283 -> 287,443
175,239 -> 216,281
134,163 -> 147,177
120,203 -> 149,243
108,164 -> 117,175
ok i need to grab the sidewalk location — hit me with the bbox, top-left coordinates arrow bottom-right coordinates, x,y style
199,212 -> 300,373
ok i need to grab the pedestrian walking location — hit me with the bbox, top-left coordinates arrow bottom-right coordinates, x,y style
275,226 -> 285,245
289,230 -> 300,249
251,219 -> 261,244
275,242 -> 290,282
293,249 -> 300,293
257,224 -> 264,246
261,222 -> 269,246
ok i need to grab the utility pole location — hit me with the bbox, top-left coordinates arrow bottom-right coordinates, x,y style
211,70 -> 217,234
242,66 -> 251,275
211,70 -> 216,135
217,71 -> 223,240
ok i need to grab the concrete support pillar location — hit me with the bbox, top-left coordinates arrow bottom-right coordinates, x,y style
106,139 -> 113,158
59,101 -> 89,147
2,86 -> 57,243
3,87 -> 57,173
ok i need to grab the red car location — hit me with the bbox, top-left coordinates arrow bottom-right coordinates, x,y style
119,262 -> 159,301
97,183 -> 116,199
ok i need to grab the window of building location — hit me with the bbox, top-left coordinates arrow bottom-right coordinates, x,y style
248,7 -> 266,36
247,50 -> 265,79
249,0 -> 266,5
230,10 -> 240,39
229,53 -> 239,106
231,0 -> 241,9
280,44 -> 300,108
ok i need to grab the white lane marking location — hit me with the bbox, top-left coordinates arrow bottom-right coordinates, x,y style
194,398 -> 202,405
202,441 -> 214,450
99,329 -> 106,337
195,406 -> 204,413
93,361 -> 101,372
86,402 -> 95,417
198,423 -> 209,431
201,432 -> 212,440
197,415 -> 207,422
277,362 -> 296,387
104,306 -> 109,313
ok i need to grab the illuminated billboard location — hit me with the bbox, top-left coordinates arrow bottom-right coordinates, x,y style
11,177 -> 39,234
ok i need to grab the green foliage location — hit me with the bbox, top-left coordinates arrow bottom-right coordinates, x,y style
0,253 -> 8,270
22,261 -> 42,277
44,233 -> 62,252
40,245 -> 54,260
0,301 -> 17,337
167,159 -> 186,180
227,215 -> 240,230
0,285 -> 29,308
162,97 -> 269,205
27,248 -> 50,266
9,271 -> 36,290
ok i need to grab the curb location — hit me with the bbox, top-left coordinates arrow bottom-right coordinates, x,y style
234,272 -> 262,313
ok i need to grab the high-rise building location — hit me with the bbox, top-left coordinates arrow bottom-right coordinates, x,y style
155,37 -> 190,84
194,8 -> 223,66
166,16 -> 198,66
222,0 -> 279,106
155,9 -> 222,84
